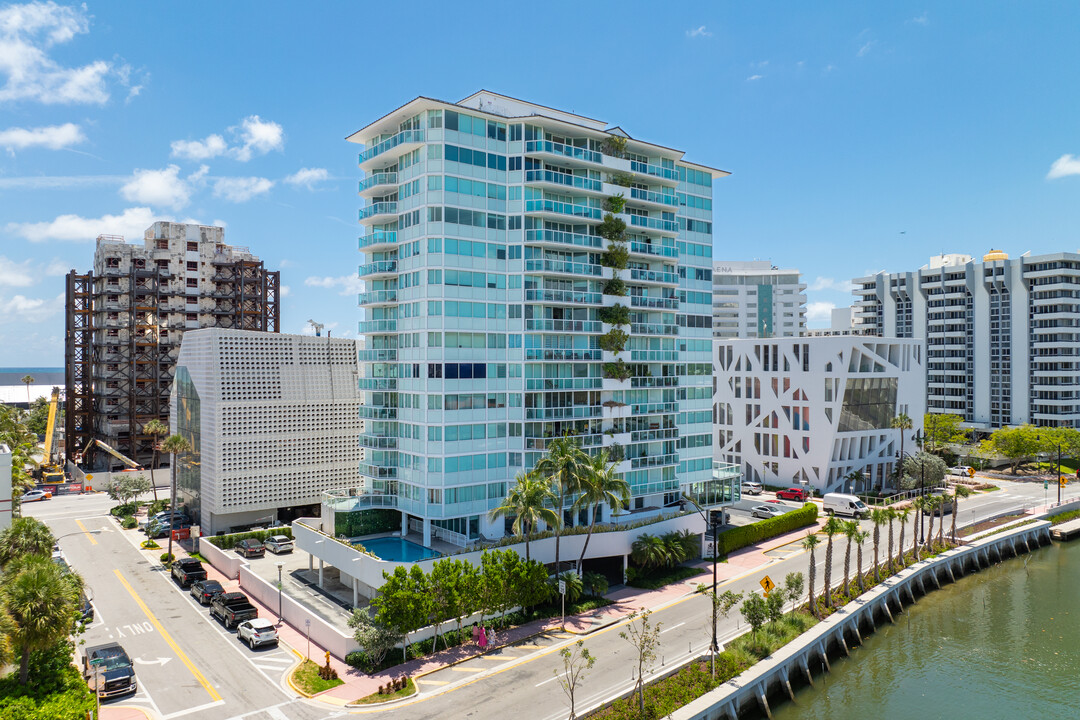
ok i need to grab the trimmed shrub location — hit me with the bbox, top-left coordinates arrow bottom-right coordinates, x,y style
713,502 -> 819,556
603,276 -> 627,296
204,526 -> 294,550
110,502 -> 137,517
597,213 -> 627,242
601,244 -> 629,270
603,361 -> 632,381
603,194 -> 627,214
599,328 -> 629,355
159,552 -> 174,564
598,304 -> 631,326
120,515 -> 138,529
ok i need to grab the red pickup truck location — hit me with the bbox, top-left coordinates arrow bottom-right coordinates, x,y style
775,486 -> 812,501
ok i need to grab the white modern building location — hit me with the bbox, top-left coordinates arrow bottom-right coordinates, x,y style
853,250 -> 1080,430
714,337 -> 926,494
170,329 -> 362,535
347,90 -> 728,548
712,261 -> 806,338
0,443 -> 11,533
805,307 -> 876,337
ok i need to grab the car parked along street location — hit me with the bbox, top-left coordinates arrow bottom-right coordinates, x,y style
190,578 -> 225,606
775,486 -> 812,501
236,618 -> 279,649
751,504 -> 790,519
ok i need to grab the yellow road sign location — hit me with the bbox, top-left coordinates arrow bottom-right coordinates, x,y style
968,467 -> 975,478
85,474 -> 94,481
1060,477 -> 1068,488
760,575 -> 776,596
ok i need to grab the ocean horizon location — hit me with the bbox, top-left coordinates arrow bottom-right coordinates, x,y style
0,367 -> 64,374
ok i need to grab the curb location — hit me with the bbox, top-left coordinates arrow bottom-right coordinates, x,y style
284,648 -> 315,698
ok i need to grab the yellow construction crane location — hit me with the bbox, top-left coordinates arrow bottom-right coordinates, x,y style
37,388 -> 64,483
77,438 -> 144,471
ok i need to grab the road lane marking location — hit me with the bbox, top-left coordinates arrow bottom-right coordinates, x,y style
476,654 -> 516,660
75,518 -> 98,545
113,569 -> 223,703
535,674 -> 560,687
660,621 -> 686,633
161,699 -> 226,719
449,666 -> 484,672
417,679 -> 449,685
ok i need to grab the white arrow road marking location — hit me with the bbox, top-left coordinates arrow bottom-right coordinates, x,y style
134,656 -> 173,667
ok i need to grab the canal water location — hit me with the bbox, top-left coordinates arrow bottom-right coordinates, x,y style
771,539 -> 1080,720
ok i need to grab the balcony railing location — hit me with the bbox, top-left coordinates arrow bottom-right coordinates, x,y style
629,187 -> 679,206
631,323 -> 679,336
359,172 -> 398,192
631,401 -> 679,415
358,290 -> 398,305
358,319 -> 398,334
630,160 -> 679,181
357,349 -> 398,362
629,215 -> 679,233
358,462 -> 398,480
525,199 -> 601,221
630,295 -> 679,310
524,319 -> 601,333
359,129 -> 424,164
524,259 -> 602,277
632,376 -> 680,388
358,406 -> 398,420
524,169 -> 602,192
359,261 -> 398,277
525,228 -> 602,250
359,435 -> 399,450
525,140 -> 602,165
359,202 -> 398,221
525,377 -> 602,391
525,405 -> 602,420
358,377 -> 398,390
525,349 -> 602,361
358,231 -> 397,250
630,350 -> 679,362
630,268 -> 679,285
524,288 -> 601,305
631,427 -> 679,443
631,453 -> 679,469
629,241 -> 678,259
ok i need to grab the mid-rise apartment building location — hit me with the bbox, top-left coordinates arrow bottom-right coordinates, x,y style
712,261 -> 806,338
349,91 -> 726,547
853,249 -> 1080,430
65,222 -> 280,470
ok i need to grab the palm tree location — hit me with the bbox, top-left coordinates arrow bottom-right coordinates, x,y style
489,470 -> 559,562
573,450 -> 630,572
630,533 -> 670,570
924,496 -> 938,551
20,375 -> 33,406
895,507 -> 912,569
885,507 -> 896,573
802,533 -> 820,617
144,418 -> 170,503
843,469 -> 866,495
0,517 -> 55,569
842,520 -> 860,597
870,508 -> 887,582
910,497 -> 924,562
161,434 -> 191,563
1,555 -> 81,684
950,486 -> 973,542
534,433 -> 587,573
891,414 -> 913,487
822,517 -> 843,607
854,529 -> 870,592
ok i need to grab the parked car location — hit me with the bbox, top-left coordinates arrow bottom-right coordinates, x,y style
20,489 -> 50,502
170,558 -> 207,588
741,481 -> 763,495
775,486 -> 812,501
235,539 -> 265,558
236,618 -> 279,649
210,592 -> 258,630
141,511 -> 190,529
146,517 -> 191,539
751,504 -> 789,520
263,535 -> 293,554
823,493 -> 871,519
950,466 -> 974,478
190,579 -> 225,606
83,643 -> 136,698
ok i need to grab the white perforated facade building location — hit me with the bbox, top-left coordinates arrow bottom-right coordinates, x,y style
171,329 -> 362,535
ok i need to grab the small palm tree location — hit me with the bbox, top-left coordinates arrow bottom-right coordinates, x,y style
894,507 -> 912,569
573,450 -> 630,572
20,375 -> 33,406
950,486 -> 972,542
802,533 -> 820,616
631,533 -> 670,570
924,496 -> 938,551
161,434 -> 191,563
489,470 -> 559,562
870,508 -> 887,582
822,517 -> 843,607
842,520 -> 860,597
911,497 -> 924,562
854,529 -> 870,592
535,433 -> 588,573
891,414 -> 913,486
144,418 -> 170,503
2,555 -> 81,684
0,517 -> 55,569
885,507 -> 896,573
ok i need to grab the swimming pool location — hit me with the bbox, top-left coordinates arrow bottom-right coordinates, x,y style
361,537 -> 440,562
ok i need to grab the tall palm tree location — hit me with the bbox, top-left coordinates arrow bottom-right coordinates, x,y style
891,413 -> 913,490
1,555 -> 81,684
822,517 -> 843,607
574,450 -> 630,572
842,520 -> 860,597
854,529 -> 870,592
20,375 -> 33,406
0,517 -> 55,569
895,507 -> 912,569
950,486 -> 973,542
870,508 -> 887,582
161,433 -> 191,563
489,470 -> 559,561
534,433 -> 587,573
924,496 -> 938,551
144,418 -> 170,503
910,497 -> 924,562
802,533 -> 820,617
885,507 -> 896,573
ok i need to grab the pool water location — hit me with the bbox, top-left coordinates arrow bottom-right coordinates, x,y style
362,537 -> 440,562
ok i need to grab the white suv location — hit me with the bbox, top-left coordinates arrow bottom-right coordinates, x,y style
741,481 -> 763,495
237,618 -> 278,649
950,466 -> 974,477
263,535 -> 294,554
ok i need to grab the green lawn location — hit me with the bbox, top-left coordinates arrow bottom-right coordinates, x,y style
353,678 -> 417,704
292,660 -> 344,695
1037,458 -> 1080,473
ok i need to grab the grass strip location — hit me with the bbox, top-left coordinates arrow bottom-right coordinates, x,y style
292,660 -> 344,695
353,678 -> 417,704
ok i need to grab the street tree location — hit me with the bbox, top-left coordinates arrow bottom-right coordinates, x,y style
842,520 -> 859,596
511,558 -> 551,611
477,551 -> 506,622
534,433 -> 587,573
488,470 -> 559,562
783,572 -> 804,614
372,565 -> 431,662
0,404 -> 39,493
740,594 -> 768,639
107,473 -> 152,510
555,640 -> 596,720
843,469 -> 866,494
854,529 -> 870,592
895,507 -> 912,569
0,517 -> 55,569
980,424 -> 1042,474
428,558 -> 468,651
923,413 -> 969,454
619,609 -> 661,717
822,516 -> 843,607
911,497 -> 925,561
144,418 -> 170,503
161,434 -> 191,563
765,591 -> 785,624
870,508 -> 887,582
950,486 -> 973,541
347,610 -> 402,668
901,452 -> 948,491
801,533 -> 820,617
924,496 -> 938,550
891,413 -> 913,478
1,555 -> 81,684
885,507 -> 896,572
574,449 -> 630,573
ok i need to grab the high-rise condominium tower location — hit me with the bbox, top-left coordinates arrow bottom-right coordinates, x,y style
349,91 -> 726,546
711,261 -> 806,338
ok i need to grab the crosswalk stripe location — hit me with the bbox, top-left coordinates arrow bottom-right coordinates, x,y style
477,654 -> 516,660
416,679 -> 449,685
450,666 -> 484,672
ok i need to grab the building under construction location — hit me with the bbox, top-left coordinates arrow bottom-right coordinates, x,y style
65,222 -> 280,470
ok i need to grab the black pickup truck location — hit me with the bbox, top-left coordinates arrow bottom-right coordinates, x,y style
170,558 -> 207,588
210,591 -> 258,629
83,643 -> 137,698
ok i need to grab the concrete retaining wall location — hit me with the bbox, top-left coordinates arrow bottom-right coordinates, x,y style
198,535 -> 244,579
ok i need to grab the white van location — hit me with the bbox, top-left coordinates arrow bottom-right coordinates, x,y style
823,493 -> 870,519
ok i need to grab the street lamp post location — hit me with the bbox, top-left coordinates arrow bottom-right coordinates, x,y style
896,430 -> 926,546
682,491 -> 722,677
305,618 -> 311,660
275,561 -> 285,624
1036,433 -> 1063,507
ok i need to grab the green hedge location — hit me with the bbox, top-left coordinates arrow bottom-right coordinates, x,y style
0,643 -> 95,720
334,509 -> 400,538
204,527 -> 293,550
714,503 -> 818,556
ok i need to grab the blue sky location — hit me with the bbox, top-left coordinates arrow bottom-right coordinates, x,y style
1,1 -> 1078,366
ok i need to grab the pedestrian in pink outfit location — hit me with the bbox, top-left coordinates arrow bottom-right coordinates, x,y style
478,625 -> 488,650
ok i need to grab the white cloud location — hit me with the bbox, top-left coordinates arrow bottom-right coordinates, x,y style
213,176 -> 273,202
1047,154 -> 1080,180
0,122 -> 84,150
686,25 -> 712,38
44,258 -> 69,275
824,64 -> 837,73
279,259 -> 293,268
284,167 -> 328,189
806,301 -> 836,322
231,115 -> 284,161
120,165 -> 191,210
0,292 -> 64,325
910,12 -> 929,25
279,285 -> 291,298
0,257 -> 34,286
6,206 -> 164,242
857,40 -> 875,57
170,133 -> 227,161
746,74 -> 763,82
304,275 -> 364,296
186,164 -> 210,184
808,276 -> 855,293
0,1 -> 119,104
